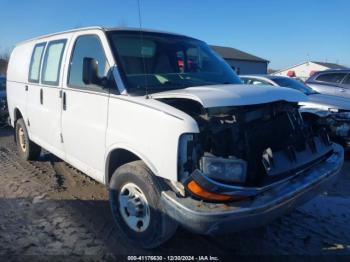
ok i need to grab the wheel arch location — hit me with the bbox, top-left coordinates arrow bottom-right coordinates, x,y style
13,107 -> 23,124
13,107 -> 24,142
105,146 -> 159,186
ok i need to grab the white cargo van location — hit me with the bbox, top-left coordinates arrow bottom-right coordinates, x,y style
6,27 -> 344,248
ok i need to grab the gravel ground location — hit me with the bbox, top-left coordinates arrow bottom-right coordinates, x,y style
0,126 -> 349,260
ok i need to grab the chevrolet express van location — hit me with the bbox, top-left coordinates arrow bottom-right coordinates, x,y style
6,27 -> 344,248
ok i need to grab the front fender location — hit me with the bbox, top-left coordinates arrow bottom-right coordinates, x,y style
104,143 -> 160,184
105,95 -> 199,184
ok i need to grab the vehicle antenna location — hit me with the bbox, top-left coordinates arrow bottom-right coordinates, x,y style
137,0 -> 149,99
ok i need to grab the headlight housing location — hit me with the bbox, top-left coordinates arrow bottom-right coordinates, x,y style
200,156 -> 247,184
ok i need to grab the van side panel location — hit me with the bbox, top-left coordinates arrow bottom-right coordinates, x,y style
7,43 -> 33,127
7,43 -> 32,83
105,96 -> 199,183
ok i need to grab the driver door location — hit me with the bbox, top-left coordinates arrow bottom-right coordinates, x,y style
61,33 -> 110,182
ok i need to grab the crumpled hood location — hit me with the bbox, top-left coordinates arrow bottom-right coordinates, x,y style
151,84 -> 307,108
301,93 -> 350,111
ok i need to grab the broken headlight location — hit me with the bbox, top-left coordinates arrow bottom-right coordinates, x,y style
200,156 -> 247,183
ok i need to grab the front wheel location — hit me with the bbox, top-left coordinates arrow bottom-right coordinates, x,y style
15,118 -> 41,161
109,161 -> 178,249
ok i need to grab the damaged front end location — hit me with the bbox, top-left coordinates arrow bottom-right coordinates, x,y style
161,98 -> 341,201
158,98 -> 344,235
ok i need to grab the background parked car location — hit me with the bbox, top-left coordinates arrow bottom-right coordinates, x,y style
241,75 -> 350,150
306,69 -> 350,98
0,76 -> 8,126
0,76 -> 5,95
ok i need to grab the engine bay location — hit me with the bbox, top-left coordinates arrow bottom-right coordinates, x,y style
160,98 -> 334,187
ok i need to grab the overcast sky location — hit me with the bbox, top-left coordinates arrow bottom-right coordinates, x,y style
0,0 -> 349,69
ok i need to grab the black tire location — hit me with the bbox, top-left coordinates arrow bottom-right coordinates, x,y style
15,118 -> 41,161
109,160 -> 178,249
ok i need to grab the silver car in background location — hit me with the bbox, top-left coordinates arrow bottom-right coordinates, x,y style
241,75 -> 350,150
306,69 -> 350,99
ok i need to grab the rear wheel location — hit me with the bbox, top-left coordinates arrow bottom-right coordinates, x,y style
15,118 -> 41,161
109,161 -> 178,249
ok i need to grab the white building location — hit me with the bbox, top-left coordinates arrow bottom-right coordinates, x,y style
211,45 -> 269,75
272,61 -> 348,81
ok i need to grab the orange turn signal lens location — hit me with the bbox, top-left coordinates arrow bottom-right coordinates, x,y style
187,180 -> 235,202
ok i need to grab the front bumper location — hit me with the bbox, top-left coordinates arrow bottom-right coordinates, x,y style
161,143 -> 344,235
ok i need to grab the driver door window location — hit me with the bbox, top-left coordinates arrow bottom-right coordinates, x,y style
68,35 -> 109,91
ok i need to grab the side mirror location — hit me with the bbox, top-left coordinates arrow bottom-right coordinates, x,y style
83,57 -> 99,85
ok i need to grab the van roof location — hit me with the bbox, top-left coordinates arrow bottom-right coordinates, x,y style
16,26 -> 190,46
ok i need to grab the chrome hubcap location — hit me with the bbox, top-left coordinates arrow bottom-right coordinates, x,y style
119,183 -> 150,232
18,127 -> 26,152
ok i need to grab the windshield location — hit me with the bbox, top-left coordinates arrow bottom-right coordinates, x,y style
0,78 -> 5,91
272,77 -> 317,95
107,31 -> 242,94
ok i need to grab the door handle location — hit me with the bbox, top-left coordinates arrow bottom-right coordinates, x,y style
40,89 -> 43,105
25,85 -> 28,91
62,92 -> 67,110
339,88 -> 346,92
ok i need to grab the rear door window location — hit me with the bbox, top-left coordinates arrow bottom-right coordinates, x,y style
316,73 -> 347,84
28,42 -> 46,83
41,39 -> 67,86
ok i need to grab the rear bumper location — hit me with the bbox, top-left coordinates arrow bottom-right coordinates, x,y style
161,143 -> 344,235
